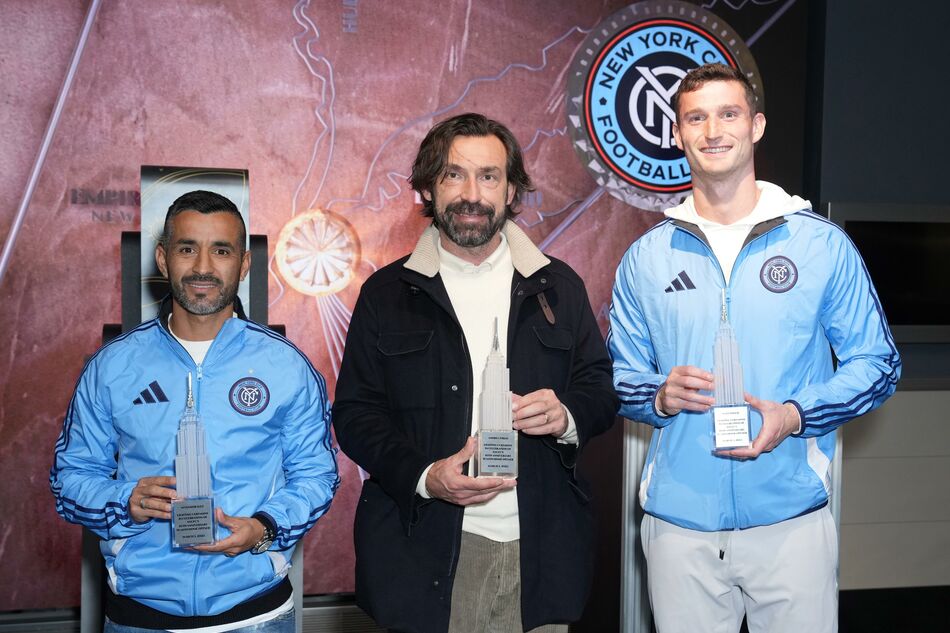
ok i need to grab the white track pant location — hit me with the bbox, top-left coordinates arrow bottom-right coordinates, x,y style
641,507 -> 838,633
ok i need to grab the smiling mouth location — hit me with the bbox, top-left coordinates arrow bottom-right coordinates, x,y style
702,146 -> 731,154
183,277 -> 221,291
446,201 -> 493,218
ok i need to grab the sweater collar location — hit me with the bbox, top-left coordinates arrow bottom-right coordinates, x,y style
664,180 -> 811,227
437,232 -> 511,275
404,220 -> 549,279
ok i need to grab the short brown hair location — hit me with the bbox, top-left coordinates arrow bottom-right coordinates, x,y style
672,63 -> 759,123
409,113 -> 534,219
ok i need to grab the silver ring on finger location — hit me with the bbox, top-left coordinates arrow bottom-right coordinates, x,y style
140,497 -> 148,510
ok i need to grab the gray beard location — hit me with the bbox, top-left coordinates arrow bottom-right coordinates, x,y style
433,201 -> 505,248
169,275 -> 238,316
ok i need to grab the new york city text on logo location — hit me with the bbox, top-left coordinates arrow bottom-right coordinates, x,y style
567,1 -> 762,211
760,256 -> 798,293
229,377 -> 270,416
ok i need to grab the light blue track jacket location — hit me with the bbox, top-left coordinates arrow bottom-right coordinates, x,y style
609,183 -> 900,531
50,312 -> 339,616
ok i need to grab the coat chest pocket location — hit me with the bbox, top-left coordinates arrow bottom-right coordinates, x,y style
532,326 -> 573,351
378,330 -> 433,356
377,330 -> 436,410
530,326 -> 574,391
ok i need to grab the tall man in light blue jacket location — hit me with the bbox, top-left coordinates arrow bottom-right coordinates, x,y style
609,64 -> 899,633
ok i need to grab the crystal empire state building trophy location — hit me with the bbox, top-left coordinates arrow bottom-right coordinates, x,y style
475,318 -> 518,478
171,372 -> 216,548
712,294 -> 752,450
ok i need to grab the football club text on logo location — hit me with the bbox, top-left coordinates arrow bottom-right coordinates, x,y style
760,256 -> 798,293
229,377 -> 270,416
586,22 -> 732,192
567,1 -> 762,211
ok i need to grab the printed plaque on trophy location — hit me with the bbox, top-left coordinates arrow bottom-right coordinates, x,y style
712,293 -> 752,450
171,372 -> 217,547
475,318 -> 518,478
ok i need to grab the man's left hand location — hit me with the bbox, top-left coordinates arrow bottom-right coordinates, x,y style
191,508 -> 266,557
717,394 -> 801,459
512,389 -> 567,438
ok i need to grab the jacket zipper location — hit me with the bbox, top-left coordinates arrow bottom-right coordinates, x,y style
409,281 -> 473,575
675,222 -> 781,529
459,329 -> 473,463
161,320 -> 211,614
510,280 -> 567,463
439,324 -> 473,582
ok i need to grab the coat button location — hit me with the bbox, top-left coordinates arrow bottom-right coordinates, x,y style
433,580 -> 440,586
517,290 -> 524,296
450,385 -> 458,392
540,277 -> 547,284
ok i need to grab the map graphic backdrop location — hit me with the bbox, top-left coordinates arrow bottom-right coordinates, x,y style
0,0 -> 807,610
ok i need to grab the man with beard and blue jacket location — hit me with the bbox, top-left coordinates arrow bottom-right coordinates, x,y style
333,113 -> 618,633
609,64 -> 900,633
51,190 -> 339,632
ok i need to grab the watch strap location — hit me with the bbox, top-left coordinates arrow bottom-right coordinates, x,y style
250,511 -> 277,553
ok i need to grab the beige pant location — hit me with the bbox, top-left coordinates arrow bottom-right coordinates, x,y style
448,532 -> 569,633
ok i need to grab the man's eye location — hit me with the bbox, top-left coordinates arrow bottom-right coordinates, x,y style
722,111 -> 737,120
444,171 -> 462,181
479,174 -> 500,188
688,115 -> 705,124
178,247 -> 195,254
214,249 -> 231,256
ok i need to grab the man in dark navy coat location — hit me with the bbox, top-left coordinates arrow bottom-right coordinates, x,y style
333,113 -> 618,633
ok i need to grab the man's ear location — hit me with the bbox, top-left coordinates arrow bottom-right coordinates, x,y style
422,189 -> 432,202
155,243 -> 168,279
239,249 -> 251,281
752,112 -> 766,143
672,123 -> 683,151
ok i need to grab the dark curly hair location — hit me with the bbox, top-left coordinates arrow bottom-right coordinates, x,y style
409,113 -> 534,219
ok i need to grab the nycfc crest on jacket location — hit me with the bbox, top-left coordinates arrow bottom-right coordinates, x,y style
760,255 -> 798,293
609,183 -> 901,531
229,376 -> 270,415
50,311 -> 340,617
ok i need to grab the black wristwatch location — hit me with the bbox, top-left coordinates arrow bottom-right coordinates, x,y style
251,512 -> 277,554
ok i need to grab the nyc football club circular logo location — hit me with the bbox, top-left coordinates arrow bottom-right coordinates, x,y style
567,1 -> 763,211
229,377 -> 270,416
760,256 -> 798,293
